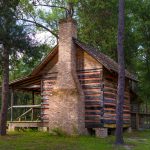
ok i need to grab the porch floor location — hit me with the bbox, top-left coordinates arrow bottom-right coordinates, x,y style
7,121 -> 47,131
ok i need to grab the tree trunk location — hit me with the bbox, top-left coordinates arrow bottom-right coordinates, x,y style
0,45 -> 9,136
115,0 -> 125,145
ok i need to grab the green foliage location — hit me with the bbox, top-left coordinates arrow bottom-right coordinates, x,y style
9,44 -> 51,81
128,0 -> 150,100
77,0 -> 150,102
77,0 -> 118,59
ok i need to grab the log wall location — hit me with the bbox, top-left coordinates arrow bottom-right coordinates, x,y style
77,68 -> 103,128
41,73 -> 57,126
77,48 -> 131,129
103,69 -> 131,128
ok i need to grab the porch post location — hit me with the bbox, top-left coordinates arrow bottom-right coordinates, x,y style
10,89 -> 14,122
32,91 -> 35,105
31,91 -> 35,121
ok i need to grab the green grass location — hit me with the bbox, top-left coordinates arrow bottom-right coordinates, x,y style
0,130 -> 149,150
124,130 -> 150,150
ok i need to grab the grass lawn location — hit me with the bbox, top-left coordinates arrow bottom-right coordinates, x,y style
0,130 -> 150,150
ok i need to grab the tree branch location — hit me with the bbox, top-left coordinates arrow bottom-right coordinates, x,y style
33,0 -> 68,10
19,18 -> 59,38
33,4 -> 68,11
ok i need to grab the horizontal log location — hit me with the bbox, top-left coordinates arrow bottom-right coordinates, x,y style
85,116 -> 100,120
104,108 -> 115,111
79,78 -> 102,82
104,92 -> 116,97
41,97 -> 49,100
104,100 -> 130,107
79,80 -> 101,85
78,74 -> 101,79
41,101 -> 49,104
85,100 -> 102,103
104,108 -> 131,113
85,120 -> 100,123
104,115 -> 131,119
77,71 -> 101,76
85,109 -> 101,112
104,86 -> 117,92
104,124 -> 130,128
104,99 -> 116,104
104,117 -> 130,121
85,113 -> 101,116
85,96 -> 100,100
85,105 -> 101,108
83,90 -> 100,95
104,112 -> 130,116
103,81 -> 117,88
42,96 -> 49,99
85,101 -> 101,105
43,80 -> 56,83
77,68 -> 102,72
103,120 -> 130,124
41,112 -> 49,115
82,84 -> 101,89
84,91 -> 101,95
41,99 -> 49,102
104,83 -> 130,94
85,107 -> 101,110
81,82 -> 101,86
104,103 -> 116,107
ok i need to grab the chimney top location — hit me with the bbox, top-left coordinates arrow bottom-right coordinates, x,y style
59,17 -> 77,25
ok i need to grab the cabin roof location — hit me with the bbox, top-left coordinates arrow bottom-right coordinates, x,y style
10,38 -> 137,87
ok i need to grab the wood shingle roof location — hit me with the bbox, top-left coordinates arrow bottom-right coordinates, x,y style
10,38 -> 137,87
74,38 -> 137,81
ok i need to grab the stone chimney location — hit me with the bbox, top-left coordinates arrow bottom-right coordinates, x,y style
56,18 -> 77,89
49,18 -> 86,135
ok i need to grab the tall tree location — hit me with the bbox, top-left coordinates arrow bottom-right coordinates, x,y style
0,0 -> 18,135
115,0 -> 125,145
0,42 -> 9,135
0,0 -> 40,135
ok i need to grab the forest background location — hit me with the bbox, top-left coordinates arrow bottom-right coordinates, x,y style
0,0 -> 149,107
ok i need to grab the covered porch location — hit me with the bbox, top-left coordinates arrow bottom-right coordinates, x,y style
8,74 -> 44,131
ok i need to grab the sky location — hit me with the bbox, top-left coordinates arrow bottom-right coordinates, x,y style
35,30 -> 56,46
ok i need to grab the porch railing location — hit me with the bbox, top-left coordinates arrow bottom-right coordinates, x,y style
8,105 -> 41,122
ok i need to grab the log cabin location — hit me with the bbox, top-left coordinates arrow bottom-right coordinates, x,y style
8,18 -> 138,137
